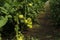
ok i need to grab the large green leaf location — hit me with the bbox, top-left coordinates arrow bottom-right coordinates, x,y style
0,16 -> 8,28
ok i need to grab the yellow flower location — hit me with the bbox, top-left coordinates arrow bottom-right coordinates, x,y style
27,24 -> 32,28
24,19 -> 28,23
27,18 -> 32,22
18,37 -> 24,40
19,15 -> 24,19
29,3 -> 33,7
27,18 -> 32,25
29,22 -> 32,25
18,33 -> 24,40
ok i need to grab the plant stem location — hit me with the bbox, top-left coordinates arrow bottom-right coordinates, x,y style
15,14 -> 19,40
0,33 -> 2,40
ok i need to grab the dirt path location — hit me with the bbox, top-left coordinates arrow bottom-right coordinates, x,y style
22,23 -> 60,40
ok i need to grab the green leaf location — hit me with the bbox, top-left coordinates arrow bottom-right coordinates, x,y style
0,7 -> 8,14
4,3 -> 11,10
0,16 -> 8,28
